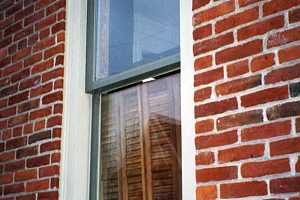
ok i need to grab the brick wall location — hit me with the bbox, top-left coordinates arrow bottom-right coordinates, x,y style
193,0 -> 300,199
0,0 -> 65,199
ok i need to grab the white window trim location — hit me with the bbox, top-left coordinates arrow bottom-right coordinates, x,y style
60,0 -> 195,199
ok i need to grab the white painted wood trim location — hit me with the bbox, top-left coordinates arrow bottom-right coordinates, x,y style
60,0 -> 92,200
180,0 -> 197,199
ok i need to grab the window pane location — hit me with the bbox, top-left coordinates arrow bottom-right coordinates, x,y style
100,73 -> 181,200
96,0 -> 180,79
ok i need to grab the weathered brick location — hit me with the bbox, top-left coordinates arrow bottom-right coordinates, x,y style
195,119 -> 214,134
278,44 -> 300,64
195,98 -> 237,117
251,53 -> 275,72
220,181 -> 267,198
194,67 -> 224,86
196,185 -> 217,200
265,64 -> 300,84
196,166 -> 237,183
238,15 -> 284,41
241,86 -> 288,107
263,0 -> 300,16
217,110 -> 263,130
216,40 -> 263,64
270,176 -> 300,193
195,130 -> 238,150
218,144 -> 265,163
194,87 -> 211,102
242,120 -> 291,141
196,152 -> 215,165
267,101 -> 300,120
227,60 -> 249,78
193,0 -> 235,25
270,137 -> 300,156
193,32 -> 234,55
268,27 -> 300,48
241,159 -> 290,178
216,7 -> 259,33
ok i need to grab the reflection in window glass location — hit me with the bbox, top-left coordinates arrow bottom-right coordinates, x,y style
96,0 -> 180,79
100,74 -> 181,200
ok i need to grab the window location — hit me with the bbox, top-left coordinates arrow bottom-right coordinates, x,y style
86,0 -> 181,199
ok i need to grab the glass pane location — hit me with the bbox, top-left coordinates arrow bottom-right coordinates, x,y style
100,73 -> 181,200
96,0 -> 180,79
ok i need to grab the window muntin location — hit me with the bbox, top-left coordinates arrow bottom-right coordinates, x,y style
95,0 -> 180,80
100,74 -> 181,200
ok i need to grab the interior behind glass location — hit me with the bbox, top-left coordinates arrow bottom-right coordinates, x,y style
99,73 -> 181,200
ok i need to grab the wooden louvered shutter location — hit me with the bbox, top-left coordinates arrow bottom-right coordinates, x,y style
100,73 -> 181,200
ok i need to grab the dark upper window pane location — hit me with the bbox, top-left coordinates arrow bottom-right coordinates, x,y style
96,0 -> 180,79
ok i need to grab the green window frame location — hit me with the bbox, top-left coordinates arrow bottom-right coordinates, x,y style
86,0 -> 181,199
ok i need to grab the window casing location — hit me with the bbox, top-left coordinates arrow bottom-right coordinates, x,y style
86,0 -> 181,199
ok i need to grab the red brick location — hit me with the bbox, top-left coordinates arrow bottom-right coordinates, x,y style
265,64 -> 300,84
193,0 -> 235,25
220,181 -> 267,198
267,100 -> 300,120
19,76 -> 41,90
14,26 -> 34,42
196,166 -> 237,183
216,40 -> 263,64
238,15 -> 284,41
195,130 -> 237,150
35,15 -> 56,31
55,55 -> 64,66
270,176 -> 300,193
0,173 -> 13,185
27,155 -> 50,168
54,79 -> 63,89
227,60 -> 249,78
46,116 -> 62,128
196,152 -> 215,165
33,37 -> 56,53
218,144 -> 265,163
279,44 -> 300,64
239,0 -> 261,7
26,179 -> 49,192
24,10 -> 45,26
195,98 -> 237,117
23,123 -> 33,134
54,103 -> 63,114
5,2 -> 22,17
6,137 -> 26,150
28,130 -> 51,144
194,87 -> 212,102
29,107 -> 52,121
30,83 -> 53,98
39,28 -> 50,40
50,177 -> 59,189
0,152 -> 15,163
44,44 -> 64,59
18,99 -> 40,113
0,85 -> 18,98
297,118 -> 300,133
16,146 -> 38,159
40,141 -> 60,153
194,55 -> 213,71
241,158 -> 290,178
289,8 -> 300,23
268,27 -> 300,48
217,110 -> 263,130
297,157 -> 300,172
42,67 -> 64,82
216,7 -> 259,33
42,91 -> 63,104
241,86 -> 288,107
5,22 -> 22,37
15,169 -> 37,182
2,62 -> 22,76
39,165 -> 59,178
194,32 -> 234,55
31,59 -> 54,74
4,160 -> 25,172
193,24 -> 212,41
12,47 -> 31,63
52,22 -> 65,34
38,191 -> 58,200
193,0 -> 210,10
51,152 -> 60,163
196,185 -> 217,200
270,137 -> 300,156
16,194 -> 35,200
0,107 -> 16,118
195,119 -> 214,134
4,183 -> 25,195
194,67 -> 224,86
8,114 -> 28,127
24,53 -> 43,67
46,0 -> 65,15
34,120 -> 46,131
8,91 -> 29,105
216,75 -> 261,96
241,120 -> 291,141
251,53 -> 275,72
263,0 -> 300,16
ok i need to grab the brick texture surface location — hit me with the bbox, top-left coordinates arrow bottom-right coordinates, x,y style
193,0 -> 300,199
0,0 -> 65,199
